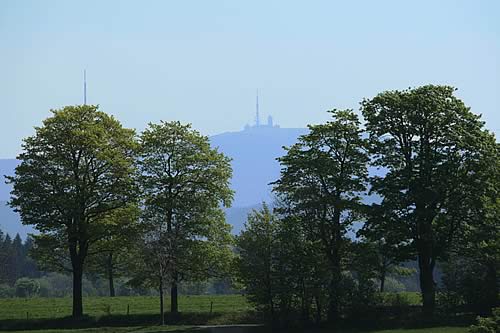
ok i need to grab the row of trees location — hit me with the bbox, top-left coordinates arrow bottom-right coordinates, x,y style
6,85 -> 498,324
236,85 -> 499,324
8,107 -> 234,319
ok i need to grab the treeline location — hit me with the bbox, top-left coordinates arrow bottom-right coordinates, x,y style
235,86 -> 499,326
0,231 -> 39,286
2,85 -> 498,327
0,229 -> 235,298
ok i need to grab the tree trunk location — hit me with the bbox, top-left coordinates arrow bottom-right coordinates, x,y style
269,297 -> 276,327
485,261 -> 498,313
301,279 -> 310,322
415,204 -> 437,318
159,276 -> 165,325
171,275 -> 179,314
327,264 -> 341,323
107,253 -> 115,297
72,265 -> 84,318
315,294 -> 322,325
70,238 -> 86,319
418,252 -> 435,317
327,205 -> 342,324
380,268 -> 386,293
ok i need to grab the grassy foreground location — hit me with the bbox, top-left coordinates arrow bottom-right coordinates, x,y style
2,325 -> 469,332
0,295 -> 251,320
0,294 -> 470,332
0,292 -> 424,321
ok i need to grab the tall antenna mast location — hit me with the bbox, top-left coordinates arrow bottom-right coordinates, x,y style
255,89 -> 260,127
83,70 -> 87,105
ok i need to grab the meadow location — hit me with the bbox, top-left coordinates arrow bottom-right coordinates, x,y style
0,295 -> 251,320
0,293 -> 471,333
1,325 -> 469,333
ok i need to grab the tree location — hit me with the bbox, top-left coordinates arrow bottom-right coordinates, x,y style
273,210 -> 331,324
273,109 -> 368,323
236,204 -> 278,321
1,233 -> 15,285
442,143 -> 499,313
8,105 -> 137,317
0,229 -> 6,284
11,234 -> 23,280
21,237 -> 40,279
138,121 -> 233,317
361,85 -> 498,316
236,203 -> 331,326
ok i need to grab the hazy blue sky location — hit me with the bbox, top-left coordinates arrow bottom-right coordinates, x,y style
1,0 -> 499,158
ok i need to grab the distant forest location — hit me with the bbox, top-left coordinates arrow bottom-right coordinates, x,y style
0,230 -> 236,298
0,228 -> 421,299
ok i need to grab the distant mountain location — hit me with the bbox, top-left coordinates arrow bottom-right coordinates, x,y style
0,126 -> 308,238
210,126 -> 307,207
225,203 -> 262,235
0,159 -> 18,202
0,201 -> 33,239
0,199 -> 252,239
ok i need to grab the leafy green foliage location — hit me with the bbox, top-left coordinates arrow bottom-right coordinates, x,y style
361,85 -> 498,315
468,308 -> 500,333
235,204 -> 278,314
0,231 -> 40,285
441,255 -> 498,313
7,105 -> 138,316
14,277 -> 40,298
85,205 -> 142,297
237,203 -> 333,324
273,109 -> 368,322
137,121 -> 234,314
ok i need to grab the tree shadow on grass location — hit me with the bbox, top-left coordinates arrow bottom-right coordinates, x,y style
145,326 -> 270,333
0,312 -> 261,331
0,307 -> 475,332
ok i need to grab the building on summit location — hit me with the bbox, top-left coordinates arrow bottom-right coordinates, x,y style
244,91 -> 280,131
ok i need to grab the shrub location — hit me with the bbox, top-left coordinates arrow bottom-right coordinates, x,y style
14,278 -> 40,298
384,277 -> 406,292
442,256 -> 497,313
0,283 -> 15,298
378,292 -> 413,307
468,307 -> 500,333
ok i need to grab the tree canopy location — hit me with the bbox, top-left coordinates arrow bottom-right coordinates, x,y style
273,109 -> 369,322
361,85 -> 498,316
137,121 -> 233,318
8,105 -> 138,317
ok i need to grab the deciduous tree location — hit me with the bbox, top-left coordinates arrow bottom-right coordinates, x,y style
273,109 -> 368,323
138,121 -> 233,317
8,105 -> 137,317
361,85 -> 498,316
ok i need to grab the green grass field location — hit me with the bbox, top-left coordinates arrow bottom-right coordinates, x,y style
3,326 -> 469,333
0,294 -> 470,333
0,295 -> 251,320
0,292 -> 424,321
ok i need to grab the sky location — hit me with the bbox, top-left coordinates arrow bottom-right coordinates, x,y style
0,0 -> 499,158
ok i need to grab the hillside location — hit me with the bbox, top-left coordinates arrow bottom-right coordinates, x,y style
0,159 -> 18,202
210,126 -> 307,207
0,126 -> 307,238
